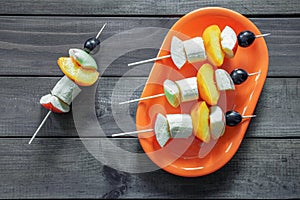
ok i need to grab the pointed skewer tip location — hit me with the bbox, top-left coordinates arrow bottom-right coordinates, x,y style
96,23 -> 107,39
242,115 -> 256,119
28,110 -> 52,144
255,33 -> 271,38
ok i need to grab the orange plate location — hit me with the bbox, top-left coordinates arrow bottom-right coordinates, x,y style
136,7 -> 268,177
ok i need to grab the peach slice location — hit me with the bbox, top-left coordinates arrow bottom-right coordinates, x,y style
58,57 -> 99,86
58,57 -> 80,82
74,68 -> 99,87
191,101 -> 210,143
197,63 -> 220,105
203,25 -> 225,67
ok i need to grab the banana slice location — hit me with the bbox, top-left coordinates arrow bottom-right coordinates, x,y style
166,114 -> 193,138
175,77 -> 199,103
183,37 -> 206,63
163,79 -> 181,108
170,36 -> 186,69
215,69 -> 235,91
51,76 -> 82,105
209,106 -> 226,140
154,113 -> 171,147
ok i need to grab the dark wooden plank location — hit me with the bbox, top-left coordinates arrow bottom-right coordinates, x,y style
0,138 -> 298,198
0,0 -> 299,15
0,17 -> 299,77
0,77 -> 299,137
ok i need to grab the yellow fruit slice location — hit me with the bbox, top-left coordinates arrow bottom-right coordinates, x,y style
203,25 -> 225,67
57,57 -> 80,82
191,101 -> 210,143
75,68 -> 99,86
197,63 -> 220,105
58,57 -> 99,86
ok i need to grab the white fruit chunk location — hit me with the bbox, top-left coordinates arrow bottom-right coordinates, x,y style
183,37 -> 206,63
154,113 -> 171,147
175,77 -> 199,103
170,36 -> 186,69
51,75 -> 82,105
215,69 -> 235,91
40,94 -> 70,113
166,114 -> 193,138
69,48 -> 98,70
163,79 -> 181,108
220,26 -> 238,58
209,106 -> 226,140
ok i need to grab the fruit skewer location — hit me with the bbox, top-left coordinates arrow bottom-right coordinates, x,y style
29,24 -> 106,144
128,25 -> 270,68
119,64 -> 260,107
112,105 -> 256,147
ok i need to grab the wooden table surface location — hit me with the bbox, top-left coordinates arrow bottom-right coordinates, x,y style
0,0 -> 299,199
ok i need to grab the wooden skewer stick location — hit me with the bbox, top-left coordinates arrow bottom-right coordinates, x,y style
255,33 -> 271,38
242,115 -> 256,119
96,23 -> 107,39
112,129 -> 153,137
248,72 -> 261,76
29,110 -> 52,144
128,54 -> 171,67
119,93 -> 165,105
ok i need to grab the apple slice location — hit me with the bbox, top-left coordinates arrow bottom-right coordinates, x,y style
69,48 -> 98,70
40,94 -> 70,113
209,106 -> 226,140
220,26 -> 238,58
215,69 -> 235,91
197,63 -> 220,105
170,36 -> 186,69
154,113 -> 171,147
202,25 -> 225,67
163,79 -> 181,108
191,101 -> 210,143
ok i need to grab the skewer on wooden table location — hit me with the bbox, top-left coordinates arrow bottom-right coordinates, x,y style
28,24 -> 107,144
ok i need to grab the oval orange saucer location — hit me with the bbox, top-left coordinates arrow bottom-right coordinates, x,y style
136,7 -> 269,177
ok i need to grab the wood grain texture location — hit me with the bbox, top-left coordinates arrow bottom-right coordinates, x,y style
1,0 -> 299,199
0,77 -> 299,138
0,0 -> 299,15
0,17 -> 299,77
0,138 -> 298,199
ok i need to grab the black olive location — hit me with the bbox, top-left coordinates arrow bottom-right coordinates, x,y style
84,37 -> 100,54
226,111 -> 242,126
230,68 -> 249,85
237,31 -> 255,47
